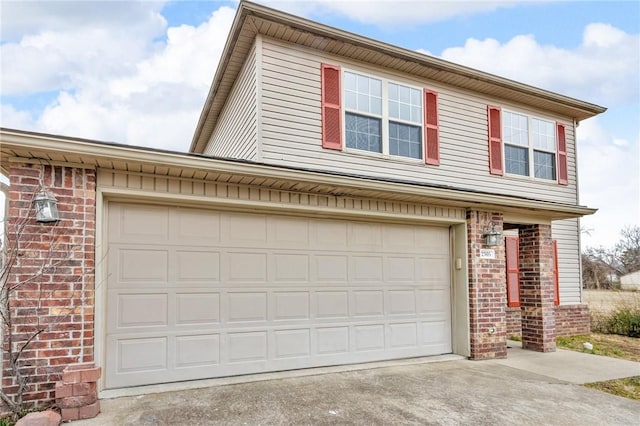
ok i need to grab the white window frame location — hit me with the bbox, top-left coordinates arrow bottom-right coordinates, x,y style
502,109 -> 557,181
342,68 -> 424,162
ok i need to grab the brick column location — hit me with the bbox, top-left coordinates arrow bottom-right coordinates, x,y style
519,224 -> 556,352
3,163 -> 96,408
466,210 -> 507,359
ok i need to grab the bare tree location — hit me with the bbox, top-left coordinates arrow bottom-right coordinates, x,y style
1,189 -> 82,419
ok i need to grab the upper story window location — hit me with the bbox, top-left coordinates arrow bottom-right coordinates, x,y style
320,63 -> 440,165
343,71 -> 423,160
488,105 -> 568,185
503,111 -> 556,180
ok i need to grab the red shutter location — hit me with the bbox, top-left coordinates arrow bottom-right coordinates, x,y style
552,240 -> 560,305
487,106 -> 503,175
556,123 -> 568,185
424,89 -> 440,165
505,236 -> 520,307
321,64 -> 342,150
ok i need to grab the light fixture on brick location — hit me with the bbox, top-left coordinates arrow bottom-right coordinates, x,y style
33,187 -> 59,222
484,221 -> 501,247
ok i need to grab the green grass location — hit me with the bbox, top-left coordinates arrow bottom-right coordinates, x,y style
556,333 -> 640,400
585,376 -> 640,401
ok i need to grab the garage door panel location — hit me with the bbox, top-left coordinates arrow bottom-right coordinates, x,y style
227,331 -> 268,363
116,248 -> 168,283
385,257 -> 416,282
311,221 -> 348,250
388,290 -> 417,315
106,203 -> 452,389
349,223 -> 383,251
315,255 -> 348,282
273,291 -> 310,320
222,214 -> 267,246
175,293 -> 220,325
226,252 -> 268,282
268,216 -> 310,248
316,326 -> 349,354
227,292 -> 268,323
352,290 -> 384,317
351,256 -> 383,281
274,329 -> 311,359
389,323 -> 418,348
175,250 -> 220,282
316,291 -> 349,318
172,209 -> 220,244
354,325 -> 385,351
117,293 -> 168,328
117,337 -> 168,373
109,204 -> 170,244
273,253 -> 310,282
175,334 -> 220,368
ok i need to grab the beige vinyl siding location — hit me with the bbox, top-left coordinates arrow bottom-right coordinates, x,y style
204,43 -> 258,159
96,169 -> 467,223
259,37 -> 579,205
552,219 -> 582,304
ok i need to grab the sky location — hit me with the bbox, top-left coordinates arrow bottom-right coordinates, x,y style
0,0 -> 638,249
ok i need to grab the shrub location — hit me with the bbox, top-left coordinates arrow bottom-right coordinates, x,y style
592,305 -> 640,338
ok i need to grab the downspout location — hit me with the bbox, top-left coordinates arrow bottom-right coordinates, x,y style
574,119 -> 584,304
0,180 -> 9,386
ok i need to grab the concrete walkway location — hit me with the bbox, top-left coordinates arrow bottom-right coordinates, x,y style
76,345 -> 640,425
493,340 -> 640,383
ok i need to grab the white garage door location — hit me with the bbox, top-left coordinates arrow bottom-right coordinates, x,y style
105,202 -> 451,389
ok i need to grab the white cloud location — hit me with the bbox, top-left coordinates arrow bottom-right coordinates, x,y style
1,4 -> 236,151
577,118 -> 640,249
256,0 -> 518,26
439,23 -> 640,106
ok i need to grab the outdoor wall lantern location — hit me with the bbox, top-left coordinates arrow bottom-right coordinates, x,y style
34,188 -> 60,223
484,221 -> 502,247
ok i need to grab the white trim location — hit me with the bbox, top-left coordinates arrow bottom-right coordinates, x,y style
342,67 -> 425,162
502,109 -> 558,182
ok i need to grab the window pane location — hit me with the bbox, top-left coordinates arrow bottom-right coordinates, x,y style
345,91 -> 357,110
370,79 -> 382,96
346,113 -> 382,153
534,150 -> 556,180
505,144 -> 529,176
389,100 -> 399,119
389,121 -> 422,159
371,96 -> 382,115
503,111 -> 528,146
387,83 -> 421,125
344,72 -> 357,91
344,72 -> 382,117
532,118 -> 555,151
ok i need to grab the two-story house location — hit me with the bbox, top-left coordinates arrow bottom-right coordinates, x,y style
0,0 -> 605,406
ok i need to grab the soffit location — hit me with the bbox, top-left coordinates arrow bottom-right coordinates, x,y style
190,1 -> 606,153
1,128 -> 595,221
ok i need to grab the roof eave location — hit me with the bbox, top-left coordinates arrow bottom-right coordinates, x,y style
2,128 -> 597,221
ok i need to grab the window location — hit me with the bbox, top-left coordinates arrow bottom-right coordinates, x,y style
321,63 -> 440,165
344,71 -> 422,159
487,106 -> 568,185
502,111 -> 557,180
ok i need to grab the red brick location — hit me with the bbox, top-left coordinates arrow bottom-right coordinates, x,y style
55,382 -> 72,398
61,407 -> 79,421
78,400 -> 100,419
57,393 -> 97,408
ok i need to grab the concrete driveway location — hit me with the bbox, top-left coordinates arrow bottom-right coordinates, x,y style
77,346 -> 640,425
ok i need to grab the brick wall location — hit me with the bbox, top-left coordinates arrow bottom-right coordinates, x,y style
3,163 -> 96,408
506,307 -> 522,337
519,224 -> 556,352
507,305 -> 590,338
555,304 -> 590,336
466,210 -> 507,359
